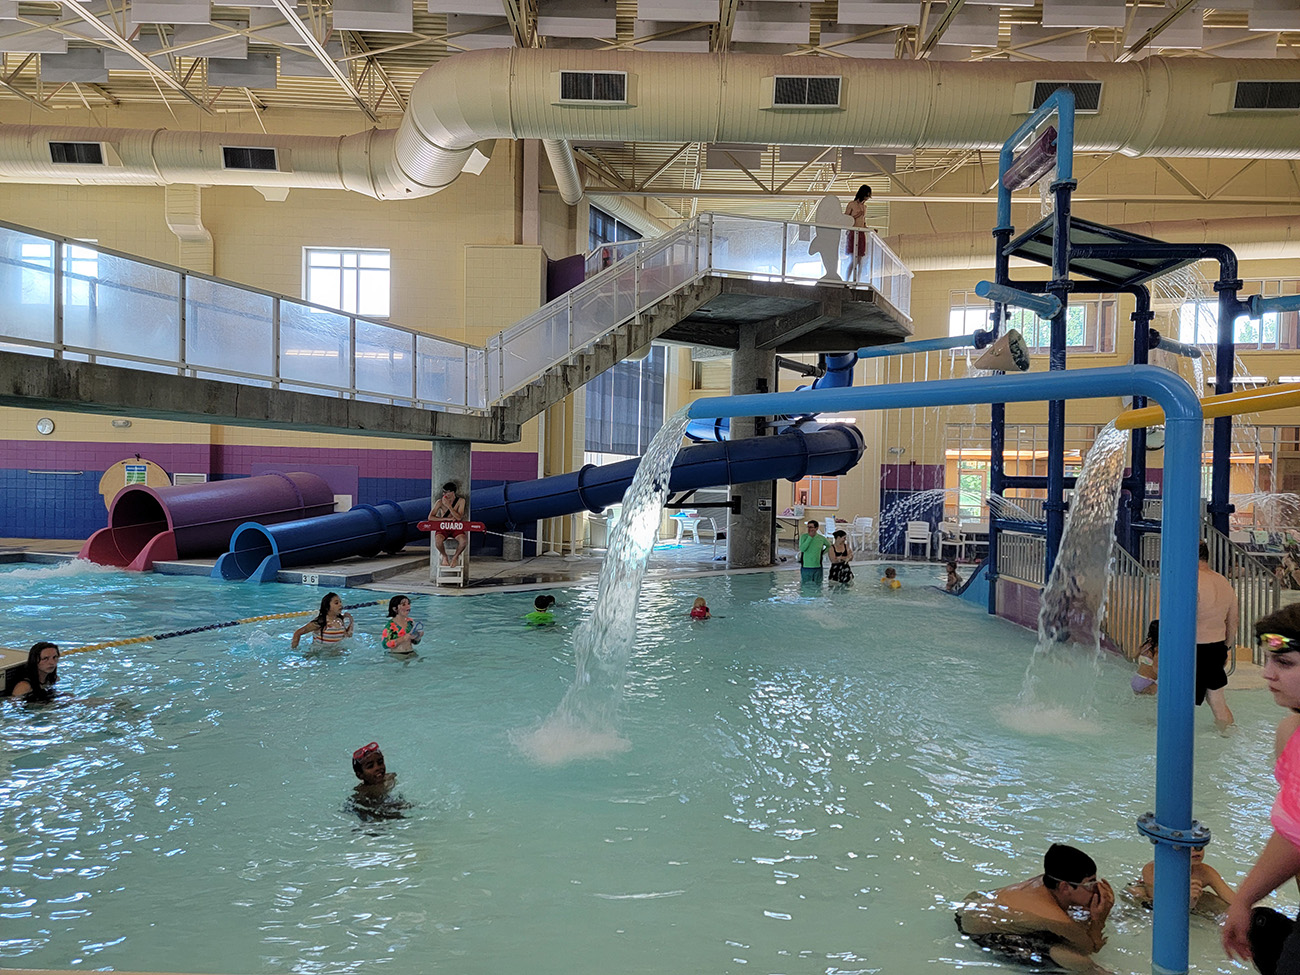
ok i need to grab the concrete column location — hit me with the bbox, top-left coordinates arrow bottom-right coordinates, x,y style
727,335 -> 777,569
430,440 -> 472,582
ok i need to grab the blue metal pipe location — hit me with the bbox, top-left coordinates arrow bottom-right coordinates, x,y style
689,364 -> 1202,975
975,281 -> 1062,320
1248,293 -> 1300,318
996,88 -> 1076,230
856,332 -> 990,359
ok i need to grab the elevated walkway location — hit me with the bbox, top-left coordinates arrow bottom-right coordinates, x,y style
0,213 -> 912,442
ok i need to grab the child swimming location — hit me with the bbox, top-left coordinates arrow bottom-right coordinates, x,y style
1126,844 -> 1235,915
945,561 -> 963,592
881,567 -> 901,590
347,741 -> 410,822
382,594 -> 423,654
525,594 -> 557,626
689,597 -> 711,620
1131,620 -> 1158,696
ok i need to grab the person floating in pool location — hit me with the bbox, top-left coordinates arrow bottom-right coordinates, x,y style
347,741 -> 410,822
382,594 -> 423,654
955,843 -> 1115,973
7,641 -> 60,702
428,480 -> 468,568
828,530 -> 854,585
881,567 -> 901,590
1131,620 -> 1159,696
688,597 -> 711,620
799,519 -> 829,584
525,594 -> 557,626
290,592 -> 354,649
1126,843 -> 1235,916
945,561 -> 963,593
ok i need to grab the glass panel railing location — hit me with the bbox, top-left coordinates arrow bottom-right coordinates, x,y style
280,301 -> 351,392
64,250 -> 182,361
0,226 -> 56,345
356,318 -> 414,403
186,277 -> 275,379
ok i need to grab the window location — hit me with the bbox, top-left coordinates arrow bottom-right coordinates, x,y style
1178,277 -> 1300,350
957,462 -> 987,521
585,346 -> 666,457
791,475 -> 838,509
949,289 -> 1116,353
20,240 -> 98,307
304,247 -> 390,317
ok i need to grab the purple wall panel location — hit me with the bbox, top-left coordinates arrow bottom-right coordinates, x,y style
880,462 -> 944,492
996,578 -> 1040,632
547,253 -> 586,301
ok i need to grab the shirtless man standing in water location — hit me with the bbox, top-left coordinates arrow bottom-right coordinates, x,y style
956,843 -> 1116,973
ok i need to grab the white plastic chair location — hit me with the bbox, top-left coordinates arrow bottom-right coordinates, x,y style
849,516 -> 874,553
905,521 -> 932,560
938,521 -> 964,561
674,510 -> 703,543
824,515 -> 837,538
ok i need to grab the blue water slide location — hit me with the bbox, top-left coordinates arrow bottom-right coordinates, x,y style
684,351 -> 858,442
214,425 -> 865,582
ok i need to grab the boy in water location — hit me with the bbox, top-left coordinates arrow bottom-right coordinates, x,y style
1127,844 -> 1235,915
525,594 -> 557,626
956,843 -> 1115,973
946,561 -> 963,592
348,742 -> 408,821
881,566 -> 901,589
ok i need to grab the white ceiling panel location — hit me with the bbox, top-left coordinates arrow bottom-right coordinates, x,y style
0,0 -> 16,16
841,149 -> 896,173
429,0 -> 505,12
1249,0 -> 1300,31
249,6 -> 311,46
172,23 -> 248,59
779,145 -> 835,163
209,52 -> 277,88
40,48 -> 108,83
818,21 -> 898,57
707,144 -> 763,170
836,1 -> 924,26
333,0 -> 413,33
1128,5 -> 1203,49
129,0 -> 211,26
1007,24 -> 1091,58
0,17 -> 66,54
446,13 -> 515,49
103,33 -> 169,69
929,43 -> 975,59
538,0 -> 616,38
964,0 -> 1033,7
1202,26 -> 1279,56
278,40 -> 344,76
637,0 -> 718,19
733,2 -> 810,44
1042,0 -> 1125,29
934,3 -> 998,46
633,21 -> 712,51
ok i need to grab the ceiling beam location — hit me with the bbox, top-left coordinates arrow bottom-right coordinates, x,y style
1117,0 -> 1205,63
56,0 -> 212,114
544,187 -> 1300,207
916,0 -> 966,59
714,0 -> 740,53
268,0 -> 379,122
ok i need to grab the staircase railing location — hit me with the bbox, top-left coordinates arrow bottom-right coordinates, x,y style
995,530 -> 1047,586
1104,544 -> 1159,661
1204,524 -> 1280,664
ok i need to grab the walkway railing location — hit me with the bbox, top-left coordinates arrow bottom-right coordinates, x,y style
995,530 -> 1046,586
0,213 -> 912,419
1204,524 -> 1280,663
1104,544 -> 1159,660
489,212 -> 912,404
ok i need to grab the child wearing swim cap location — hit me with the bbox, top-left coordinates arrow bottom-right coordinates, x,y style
348,741 -> 410,822
525,594 -> 557,626
881,567 -> 901,589
689,597 -> 711,620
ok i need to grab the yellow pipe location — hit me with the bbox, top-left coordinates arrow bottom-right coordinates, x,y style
1115,382 -> 1300,430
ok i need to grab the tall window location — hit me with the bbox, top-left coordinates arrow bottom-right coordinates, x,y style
1179,277 -> 1300,350
949,290 -> 1116,353
792,475 -> 838,509
304,247 -> 390,317
585,206 -> 666,459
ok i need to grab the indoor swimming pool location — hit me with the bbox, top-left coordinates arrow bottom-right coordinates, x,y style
0,561 -> 1285,975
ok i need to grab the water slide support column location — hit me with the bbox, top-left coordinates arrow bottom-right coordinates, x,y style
1044,177 -> 1076,580
988,221 -> 1013,617
688,364 -> 1202,975
728,330 -> 777,568
430,439 -> 472,582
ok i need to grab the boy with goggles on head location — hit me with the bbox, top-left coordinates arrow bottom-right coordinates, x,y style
956,842 -> 1114,973
1224,605 -> 1300,973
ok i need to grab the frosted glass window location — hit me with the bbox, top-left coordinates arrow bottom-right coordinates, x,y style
20,241 -> 98,307
304,247 -> 390,318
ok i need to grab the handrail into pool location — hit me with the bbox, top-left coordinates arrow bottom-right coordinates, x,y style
687,364 -> 1203,975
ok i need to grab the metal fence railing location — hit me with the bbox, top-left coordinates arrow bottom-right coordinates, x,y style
995,530 -> 1047,587
1204,524 -> 1280,664
1104,544 -> 1158,661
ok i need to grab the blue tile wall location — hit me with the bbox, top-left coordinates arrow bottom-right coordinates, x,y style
0,469 -> 107,540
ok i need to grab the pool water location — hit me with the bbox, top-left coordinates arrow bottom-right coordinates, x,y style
0,561 -> 1287,975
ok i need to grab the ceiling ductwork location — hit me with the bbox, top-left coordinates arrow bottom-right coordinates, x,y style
888,216 -> 1300,272
1,51 -> 1299,200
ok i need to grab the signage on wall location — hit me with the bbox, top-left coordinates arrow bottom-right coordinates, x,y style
124,464 -> 148,485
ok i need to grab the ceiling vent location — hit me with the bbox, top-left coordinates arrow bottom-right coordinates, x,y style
222,146 -> 279,171
764,75 -> 842,110
556,70 -> 630,105
1012,81 -> 1103,115
49,141 -> 105,165
1211,80 -> 1300,114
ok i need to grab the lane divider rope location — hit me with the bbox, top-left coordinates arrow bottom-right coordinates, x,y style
61,598 -> 387,656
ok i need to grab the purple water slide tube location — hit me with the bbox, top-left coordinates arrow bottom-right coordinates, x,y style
214,425 -> 865,582
80,472 -> 336,571
685,351 -> 859,442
